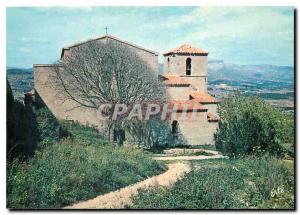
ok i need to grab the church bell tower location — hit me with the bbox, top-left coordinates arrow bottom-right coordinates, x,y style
163,44 -> 208,92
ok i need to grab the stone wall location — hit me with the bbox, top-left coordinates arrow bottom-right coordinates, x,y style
183,76 -> 207,92
164,54 -> 207,76
171,111 -> 218,145
34,65 -> 108,132
34,36 -> 218,146
34,36 -> 159,136
204,103 -> 218,115
166,86 -> 190,101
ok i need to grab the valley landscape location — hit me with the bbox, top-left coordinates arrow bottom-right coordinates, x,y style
207,61 -> 294,112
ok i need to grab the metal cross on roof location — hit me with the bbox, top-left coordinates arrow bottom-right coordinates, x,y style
105,26 -> 109,35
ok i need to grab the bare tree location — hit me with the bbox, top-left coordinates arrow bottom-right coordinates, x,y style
50,40 -> 167,145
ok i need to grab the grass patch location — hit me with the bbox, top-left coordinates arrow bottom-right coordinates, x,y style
131,156 -> 294,209
7,121 -> 166,209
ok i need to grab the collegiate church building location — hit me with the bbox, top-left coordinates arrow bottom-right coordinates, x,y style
32,35 -> 219,145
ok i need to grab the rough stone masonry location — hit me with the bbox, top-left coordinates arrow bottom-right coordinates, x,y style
33,35 -> 219,145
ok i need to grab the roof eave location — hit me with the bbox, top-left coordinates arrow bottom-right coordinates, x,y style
164,52 -> 209,56
61,35 -> 159,57
165,84 -> 190,87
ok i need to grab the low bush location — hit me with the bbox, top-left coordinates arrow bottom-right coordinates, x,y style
131,156 -> 294,209
7,122 -> 166,209
60,121 -> 106,145
7,141 -> 165,209
33,107 -> 60,149
215,94 -> 294,158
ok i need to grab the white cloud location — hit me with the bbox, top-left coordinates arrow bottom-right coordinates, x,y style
173,7 -> 292,40
160,7 -> 294,65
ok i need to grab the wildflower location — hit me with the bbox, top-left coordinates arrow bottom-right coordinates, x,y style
232,166 -> 239,171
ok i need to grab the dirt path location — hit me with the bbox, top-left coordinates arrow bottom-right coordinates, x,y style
152,154 -> 225,161
65,150 -> 226,209
65,162 -> 192,209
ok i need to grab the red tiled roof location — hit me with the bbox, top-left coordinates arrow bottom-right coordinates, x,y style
168,100 -> 208,111
190,92 -> 218,103
162,73 -> 190,86
207,112 -> 219,122
164,44 -> 208,56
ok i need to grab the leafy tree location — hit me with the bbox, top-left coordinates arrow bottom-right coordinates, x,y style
215,94 -> 292,158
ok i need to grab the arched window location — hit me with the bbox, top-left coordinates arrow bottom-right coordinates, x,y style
186,58 -> 191,75
172,120 -> 179,137
172,120 -> 179,138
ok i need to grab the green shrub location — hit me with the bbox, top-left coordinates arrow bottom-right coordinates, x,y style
7,123 -> 166,209
131,156 -> 294,209
60,121 -> 106,145
276,112 -> 294,158
7,79 -> 60,157
215,94 -> 292,158
33,108 -> 60,148
7,80 -> 30,158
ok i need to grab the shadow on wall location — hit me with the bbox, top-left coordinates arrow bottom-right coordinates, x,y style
7,86 -> 66,160
7,82 -> 40,159
171,120 -> 188,147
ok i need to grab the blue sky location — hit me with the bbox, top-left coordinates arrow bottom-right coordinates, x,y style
7,6 -> 294,68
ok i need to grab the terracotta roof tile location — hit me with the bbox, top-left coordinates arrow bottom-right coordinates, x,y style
207,112 -> 219,122
162,73 -> 190,86
189,92 -> 218,103
168,100 -> 208,111
164,44 -> 208,56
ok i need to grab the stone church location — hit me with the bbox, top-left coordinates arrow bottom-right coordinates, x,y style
32,35 -> 219,145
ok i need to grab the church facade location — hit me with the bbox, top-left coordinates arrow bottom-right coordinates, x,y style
33,35 -> 219,145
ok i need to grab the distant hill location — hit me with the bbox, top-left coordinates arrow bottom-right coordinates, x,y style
7,68 -> 33,100
159,61 -> 294,83
208,61 -> 294,83
7,67 -> 33,75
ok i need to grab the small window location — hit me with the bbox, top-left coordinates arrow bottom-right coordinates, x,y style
172,120 -> 179,135
186,58 -> 191,75
172,120 -> 179,138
